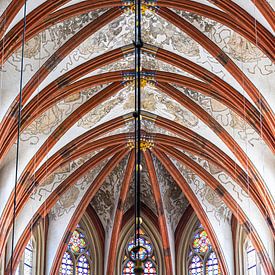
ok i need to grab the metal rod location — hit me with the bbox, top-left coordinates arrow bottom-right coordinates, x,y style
10,0 -> 27,274
134,0 -> 142,258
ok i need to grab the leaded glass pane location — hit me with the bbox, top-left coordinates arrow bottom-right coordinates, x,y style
68,230 -> 87,254
59,226 -> 92,275
188,224 -> 221,275
206,252 -> 221,275
23,240 -> 33,275
122,260 -> 135,274
128,237 -> 153,260
76,255 -> 91,275
246,242 -> 257,275
60,252 -> 74,275
122,230 -> 157,275
192,230 -> 210,254
144,260 -> 157,274
188,255 -> 203,275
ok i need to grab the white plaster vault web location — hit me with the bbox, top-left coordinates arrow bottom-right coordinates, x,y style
0,1 -> 274,274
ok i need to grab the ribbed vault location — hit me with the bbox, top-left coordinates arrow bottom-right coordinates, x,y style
0,0 -> 274,274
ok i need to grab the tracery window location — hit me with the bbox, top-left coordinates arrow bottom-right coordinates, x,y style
187,224 -> 221,275
245,239 -> 265,275
15,239 -> 34,275
59,226 -> 92,275
122,229 -> 158,274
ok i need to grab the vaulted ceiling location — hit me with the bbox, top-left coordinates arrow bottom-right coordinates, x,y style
0,0 -> 274,274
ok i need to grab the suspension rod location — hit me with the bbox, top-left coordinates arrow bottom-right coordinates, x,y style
134,0 -> 143,253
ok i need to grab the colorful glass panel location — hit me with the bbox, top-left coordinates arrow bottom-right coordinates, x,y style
128,237 -> 153,258
188,255 -> 203,275
144,260 -> 157,274
192,230 -> 210,253
68,230 -> 87,254
122,260 -> 135,274
76,255 -> 91,275
205,252 -> 221,275
122,260 -> 158,275
59,226 -> 92,275
60,252 -> 74,275
188,224 -> 221,275
122,230 -> 157,275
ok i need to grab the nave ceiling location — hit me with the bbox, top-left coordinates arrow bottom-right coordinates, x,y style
0,0 -> 274,274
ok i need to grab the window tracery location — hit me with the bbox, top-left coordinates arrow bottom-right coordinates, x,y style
187,224 -> 221,275
245,239 -> 265,275
59,226 -> 92,275
15,239 -> 34,275
122,229 -> 158,274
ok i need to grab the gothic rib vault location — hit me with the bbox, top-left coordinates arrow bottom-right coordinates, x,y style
0,0 -> 274,274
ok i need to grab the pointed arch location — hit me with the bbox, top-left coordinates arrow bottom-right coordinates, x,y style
4,146 -> 125,274
82,205 -> 105,275
176,211 -> 197,275
152,148 -> 229,274
13,217 -> 48,275
115,209 -> 165,275
154,146 -> 273,274
233,216 -> 268,275
59,225 -> 92,275
187,222 -> 221,275
49,149 -> 129,275
244,238 -> 266,275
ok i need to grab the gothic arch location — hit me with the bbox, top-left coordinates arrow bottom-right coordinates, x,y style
58,208 -> 104,275
0,1 -> 274,274
176,212 -> 198,275
115,209 -> 165,275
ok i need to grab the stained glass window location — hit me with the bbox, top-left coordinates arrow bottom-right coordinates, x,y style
23,240 -> 34,275
60,252 -> 74,274
59,226 -> 92,275
205,252 -> 220,275
189,255 -> 203,275
246,241 -> 257,274
144,260 -> 157,274
245,239 -> 265,275
76,255 -> 91,275
187,223 -> 221,275
122,229 -> 157,274
15,239 -> 34,275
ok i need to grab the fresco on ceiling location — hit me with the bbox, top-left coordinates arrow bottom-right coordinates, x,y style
153,157 -> 189,232
183,150 -> 251,201
31,151 -> 100,202
77,85 -> 199,130
93,53 -> 199,80
8,9 -> 107,73
49,158 -> 109,221
173,85 -> 262,147
174,9 -> 272,74
60,10 -> 200,74
171,157 -> 232,225
20,84 -> 108,144
91,157 -> 128,234
8,8 -> 267,151
123,159 -> 158,215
